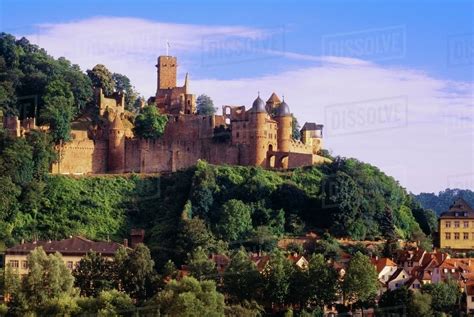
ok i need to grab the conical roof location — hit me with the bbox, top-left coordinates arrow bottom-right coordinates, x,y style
251,95 -> 266,113
277,101 -> 291,116
267,92 -> 281,104
111,113 -> 124,130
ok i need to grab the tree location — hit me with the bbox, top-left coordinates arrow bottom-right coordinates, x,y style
262,249 -> 294,306
41,79 -> 75,143
196,94 -> 215,115
187,246 -> 217,281
73,251 -> 115,297
422,278 -> 461,314
223,248 -> 262,303
217,199 -> 253,241
133,105 -> 168,139
87,64 -> 115,96
175,217 -> 219,259
115,244 -> 156,302
342,252 -> 378,310
291,115 -> 301,140
6,247 -> 76,315
378,287 -> 413,315
149,276 -> 225,317
77,289 -> 135,316
306,254 -> 339,307
112,72 -> 140,112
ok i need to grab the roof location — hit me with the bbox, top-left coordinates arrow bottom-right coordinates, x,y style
266,92 -> 281,104
277,101 -> 291,117
371,257 -> 397,273
6,236 -> 123,256
301,122 -> 323,131
440,198 -> 474,218
110,114 -> 124,130
251,96 -> 266,113
387,268 -> 408,284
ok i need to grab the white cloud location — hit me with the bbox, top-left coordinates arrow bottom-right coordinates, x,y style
19,17 -> 474,194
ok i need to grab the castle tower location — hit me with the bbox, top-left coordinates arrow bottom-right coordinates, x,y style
108,114 -> 125,173
276,100 -> 292,152
156,56 -> 177,90
301,122 -> 324,154
249,95 -> 268,167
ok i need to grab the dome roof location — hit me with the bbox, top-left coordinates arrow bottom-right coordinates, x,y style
277,101 -> 291,116
251,96 -> 266,113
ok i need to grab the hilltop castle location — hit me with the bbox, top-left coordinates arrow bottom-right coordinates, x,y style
3,56 -> 329,174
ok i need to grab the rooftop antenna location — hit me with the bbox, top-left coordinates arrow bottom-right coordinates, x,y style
258,91 -> 260,97
166,40 -> 170,56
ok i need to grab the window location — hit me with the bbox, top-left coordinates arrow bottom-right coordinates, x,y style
66,261 -> 73,269
446,221 -> 451,228
236,132 -> 239,138
446,232 -> 451,240
464,232 -> 469,240
9,260 -> 19,268
455,233 -> 460,240
455,221 -> 460,228
21,260 -> 28,269
472,232 -> 474,240
472,296 -> 474,302
465,221 -> 469,228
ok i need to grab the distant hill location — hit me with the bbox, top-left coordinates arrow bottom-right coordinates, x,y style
414,189 -> 474,215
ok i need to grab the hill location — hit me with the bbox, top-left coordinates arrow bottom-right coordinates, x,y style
414,188 -> 474,215
0,119 -> 434,266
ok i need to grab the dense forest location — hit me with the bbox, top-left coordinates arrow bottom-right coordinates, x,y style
414,189 -> 474,215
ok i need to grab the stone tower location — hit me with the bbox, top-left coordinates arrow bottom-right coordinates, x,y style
249,95 -> 268,167
108,114 -> 125,173
155,56 -> 196,115
156,56 -> 177,90
276,100 -> 292,152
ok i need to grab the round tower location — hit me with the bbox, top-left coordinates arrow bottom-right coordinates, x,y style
276,100 -> 292,152
108,114 -> 125,173
250,95 -> 268,167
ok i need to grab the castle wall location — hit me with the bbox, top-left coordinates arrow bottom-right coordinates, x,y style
52,138 -> 107,174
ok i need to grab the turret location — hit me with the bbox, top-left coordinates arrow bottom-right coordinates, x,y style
250,94 -> 268,166
301,122 -> 324,154
108,114 -> 125,173
276,99 -> 292,152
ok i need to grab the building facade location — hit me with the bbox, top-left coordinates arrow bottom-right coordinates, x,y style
439,198 -> 474,250
4,236 -> 127,276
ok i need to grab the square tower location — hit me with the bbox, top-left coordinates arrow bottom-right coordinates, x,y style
156,56 -> 177,90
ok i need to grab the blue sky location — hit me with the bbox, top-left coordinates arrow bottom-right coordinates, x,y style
1,0 -> 473,193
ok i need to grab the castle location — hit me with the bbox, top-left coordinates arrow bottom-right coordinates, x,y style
3,56 -> 329,174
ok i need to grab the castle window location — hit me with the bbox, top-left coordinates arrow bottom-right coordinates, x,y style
21,260 -> 28,269
9,260 -> 19,268
445,233 -> 451,240
66,261 -> 73,269
236,132 -> 240,138
445,221 -> 451,228
455,221 -> 460,228
464,232 -> 469,240
465,221 -> 469,228
454,233 -> 460,240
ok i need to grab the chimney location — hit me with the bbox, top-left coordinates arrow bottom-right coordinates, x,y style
130,229 -> 145,248
123,239 -> 129,248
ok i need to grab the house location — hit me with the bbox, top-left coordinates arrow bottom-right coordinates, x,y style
210,254 -> 230,274
439,198 -> 474,250
466,281 -> 474,314
371,257 -> 398,283
405,277 -> 422,291
250,254 -> 271,273
386,268 -> 411,290
4,236 -> 125,275
287,254 -> 309,270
